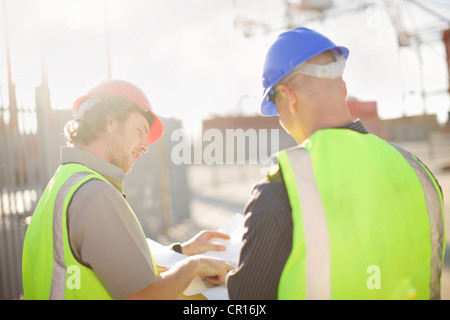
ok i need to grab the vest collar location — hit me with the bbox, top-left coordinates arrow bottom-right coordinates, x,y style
60,147 -> 125,193
335,119 -> 368,134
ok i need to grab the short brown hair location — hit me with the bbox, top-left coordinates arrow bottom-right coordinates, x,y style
64,95 -> 153,146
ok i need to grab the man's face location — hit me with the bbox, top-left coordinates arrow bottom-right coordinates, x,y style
106,112 -> 150,173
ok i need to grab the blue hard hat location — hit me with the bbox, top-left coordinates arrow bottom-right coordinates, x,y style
261,27 -> 349,116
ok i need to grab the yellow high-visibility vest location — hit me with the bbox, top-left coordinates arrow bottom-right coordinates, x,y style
277,129 -> 445,299
22,163 -> 158,299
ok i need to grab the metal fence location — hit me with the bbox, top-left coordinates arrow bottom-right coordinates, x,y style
0,81 -> 191,300
0,99 -> 42,300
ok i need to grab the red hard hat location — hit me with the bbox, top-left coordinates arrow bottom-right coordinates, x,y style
73,79 -> 163,144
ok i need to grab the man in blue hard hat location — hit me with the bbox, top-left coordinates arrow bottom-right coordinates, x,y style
226,27 -> 444,300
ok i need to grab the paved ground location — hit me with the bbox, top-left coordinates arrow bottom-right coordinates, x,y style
161,139 -> 450,299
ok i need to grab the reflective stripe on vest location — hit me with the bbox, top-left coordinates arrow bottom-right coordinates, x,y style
50,171 -> 93,299
277,129 -> 445,300
280,148 -> 331,299
390,144 -> 445,300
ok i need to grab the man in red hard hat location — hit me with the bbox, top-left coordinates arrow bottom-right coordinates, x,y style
22,79 -> 233,300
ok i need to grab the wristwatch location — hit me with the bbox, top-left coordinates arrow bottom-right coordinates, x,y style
170,242 -> 183,254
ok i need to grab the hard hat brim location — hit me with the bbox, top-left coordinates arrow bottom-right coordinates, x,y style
146,113 -> 163,144
261,98 -> 279,116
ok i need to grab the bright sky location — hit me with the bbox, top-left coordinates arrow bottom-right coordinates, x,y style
0,0 -> 449,136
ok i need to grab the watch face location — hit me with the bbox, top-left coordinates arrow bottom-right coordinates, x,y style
171,243 -> 182,253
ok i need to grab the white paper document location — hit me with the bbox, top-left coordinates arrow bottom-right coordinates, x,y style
147,213 -> 245,299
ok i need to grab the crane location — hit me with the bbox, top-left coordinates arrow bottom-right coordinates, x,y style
232,0 -> 450,116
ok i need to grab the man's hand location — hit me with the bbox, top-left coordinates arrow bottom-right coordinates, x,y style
181,230 -> 231,256
123,256 -> 234,300
191,256 -> 234,285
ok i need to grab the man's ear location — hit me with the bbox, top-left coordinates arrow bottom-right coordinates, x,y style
278,83 -> 297,113
105,116 -> 114,133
